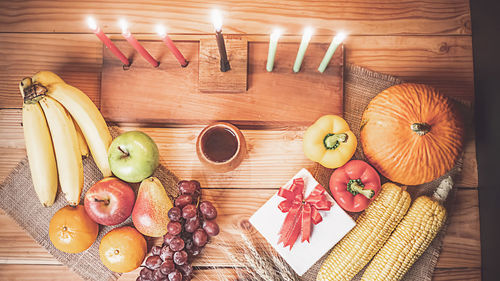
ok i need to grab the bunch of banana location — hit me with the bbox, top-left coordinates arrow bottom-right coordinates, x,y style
20,71 -> 112,207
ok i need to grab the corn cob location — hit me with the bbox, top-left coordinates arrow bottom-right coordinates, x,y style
361,176 -> 452,281
316,183 -> 411,281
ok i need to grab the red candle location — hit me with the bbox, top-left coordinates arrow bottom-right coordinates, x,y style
156,25 -> 188,67
119,19 -> 159,67
87,17 -> 130,66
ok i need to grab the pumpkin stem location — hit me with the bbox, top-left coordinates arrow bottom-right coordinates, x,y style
411,123 -> 431,136
347,179 -> 375,199
324,133 -> 348,150
432,176 -> 453,203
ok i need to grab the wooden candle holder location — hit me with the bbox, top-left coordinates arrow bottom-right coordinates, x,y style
100,39 -> 344,126
199,38 -> 248,93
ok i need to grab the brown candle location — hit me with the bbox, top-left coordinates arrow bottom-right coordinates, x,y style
215,30 -> 231,72
212,9 -> 231,72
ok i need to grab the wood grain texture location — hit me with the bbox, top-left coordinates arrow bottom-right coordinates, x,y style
0,34 -> 102,109
438,189 -> 481,269
0,189 -> 481,280
0,148 -> 26,182
0,34 -> 474,109
0,2 -> 479,280
0,264 -> 481,281
0,110 -> 478,187
0,0 -> 471,35
0,264 -> 238,281
199,38 -> 248,92
346,36 -> 474,105
101,41 -> 343,125
433,268 -> 481,281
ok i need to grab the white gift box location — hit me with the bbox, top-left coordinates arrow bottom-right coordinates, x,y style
249,168 -> 356,276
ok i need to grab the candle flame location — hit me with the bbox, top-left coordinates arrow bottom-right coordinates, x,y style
333,32 -> 347,44
87,17 -> 97,31
156,24 -> 167,38
270,28 -> 282,41
118,19 -> 129,35
211,9 -> 223,31
303,27 -> 314,43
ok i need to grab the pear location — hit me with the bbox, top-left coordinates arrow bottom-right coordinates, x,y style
132,177 -> 173,237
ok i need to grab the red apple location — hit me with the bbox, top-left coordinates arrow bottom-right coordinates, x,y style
84,177 -> 135,226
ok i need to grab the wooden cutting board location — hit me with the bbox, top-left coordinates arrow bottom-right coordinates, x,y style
100,39 -> 343,125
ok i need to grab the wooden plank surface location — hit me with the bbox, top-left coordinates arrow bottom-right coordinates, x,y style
0,264 -> 480,281
0,264 -> 239,281
198,38 -> 248,92
0,34 -> 474,107
0,116 -> 481,279
100,40 -> 343,125
0,0 -> 471,35
0,188 -> 480,269
0,0 -> 479,280
0,110 -> 478,188
0,34 -> 102,109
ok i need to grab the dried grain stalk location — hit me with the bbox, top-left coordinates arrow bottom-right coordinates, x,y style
213,231 -> 299,281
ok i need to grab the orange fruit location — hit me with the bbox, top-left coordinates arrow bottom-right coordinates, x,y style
49,205 -> 99,253
99,226 -> 147,273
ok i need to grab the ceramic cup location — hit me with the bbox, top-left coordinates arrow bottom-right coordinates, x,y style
196,122 -> 247,173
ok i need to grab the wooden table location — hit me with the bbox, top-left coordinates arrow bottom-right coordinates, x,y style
0,1 -> 480,280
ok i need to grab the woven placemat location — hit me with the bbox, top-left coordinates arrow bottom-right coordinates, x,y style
0,65 -> 462,281
0,128 -> 179,281
301,64 -> 463,281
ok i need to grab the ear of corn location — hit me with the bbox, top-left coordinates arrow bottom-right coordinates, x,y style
316,183 -> 411,281
361,178 -> 450,281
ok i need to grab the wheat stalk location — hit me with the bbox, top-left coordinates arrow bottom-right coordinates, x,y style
215,232 -> 299,281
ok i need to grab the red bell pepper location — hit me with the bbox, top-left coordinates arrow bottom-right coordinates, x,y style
329,160 -> 381,212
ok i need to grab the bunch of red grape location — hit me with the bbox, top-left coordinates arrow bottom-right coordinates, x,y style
137,180 -> 220,281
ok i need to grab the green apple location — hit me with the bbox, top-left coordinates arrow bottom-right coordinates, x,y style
108,131 -> 159,183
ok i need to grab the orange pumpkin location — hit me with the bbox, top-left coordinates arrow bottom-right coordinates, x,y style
49,205 -> 99,253
360,83 -> 463,185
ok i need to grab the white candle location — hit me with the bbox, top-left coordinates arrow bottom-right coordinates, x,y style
318,32 -> 347,73
266,29 -> 282,72
293,27 -> 314,73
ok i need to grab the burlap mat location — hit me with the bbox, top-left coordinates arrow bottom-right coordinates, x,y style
0,127 -> 179,281
301,64 -> 463,281
0,65 -> 464,281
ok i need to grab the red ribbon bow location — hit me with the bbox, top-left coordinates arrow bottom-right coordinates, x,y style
277,178 -> 332,249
